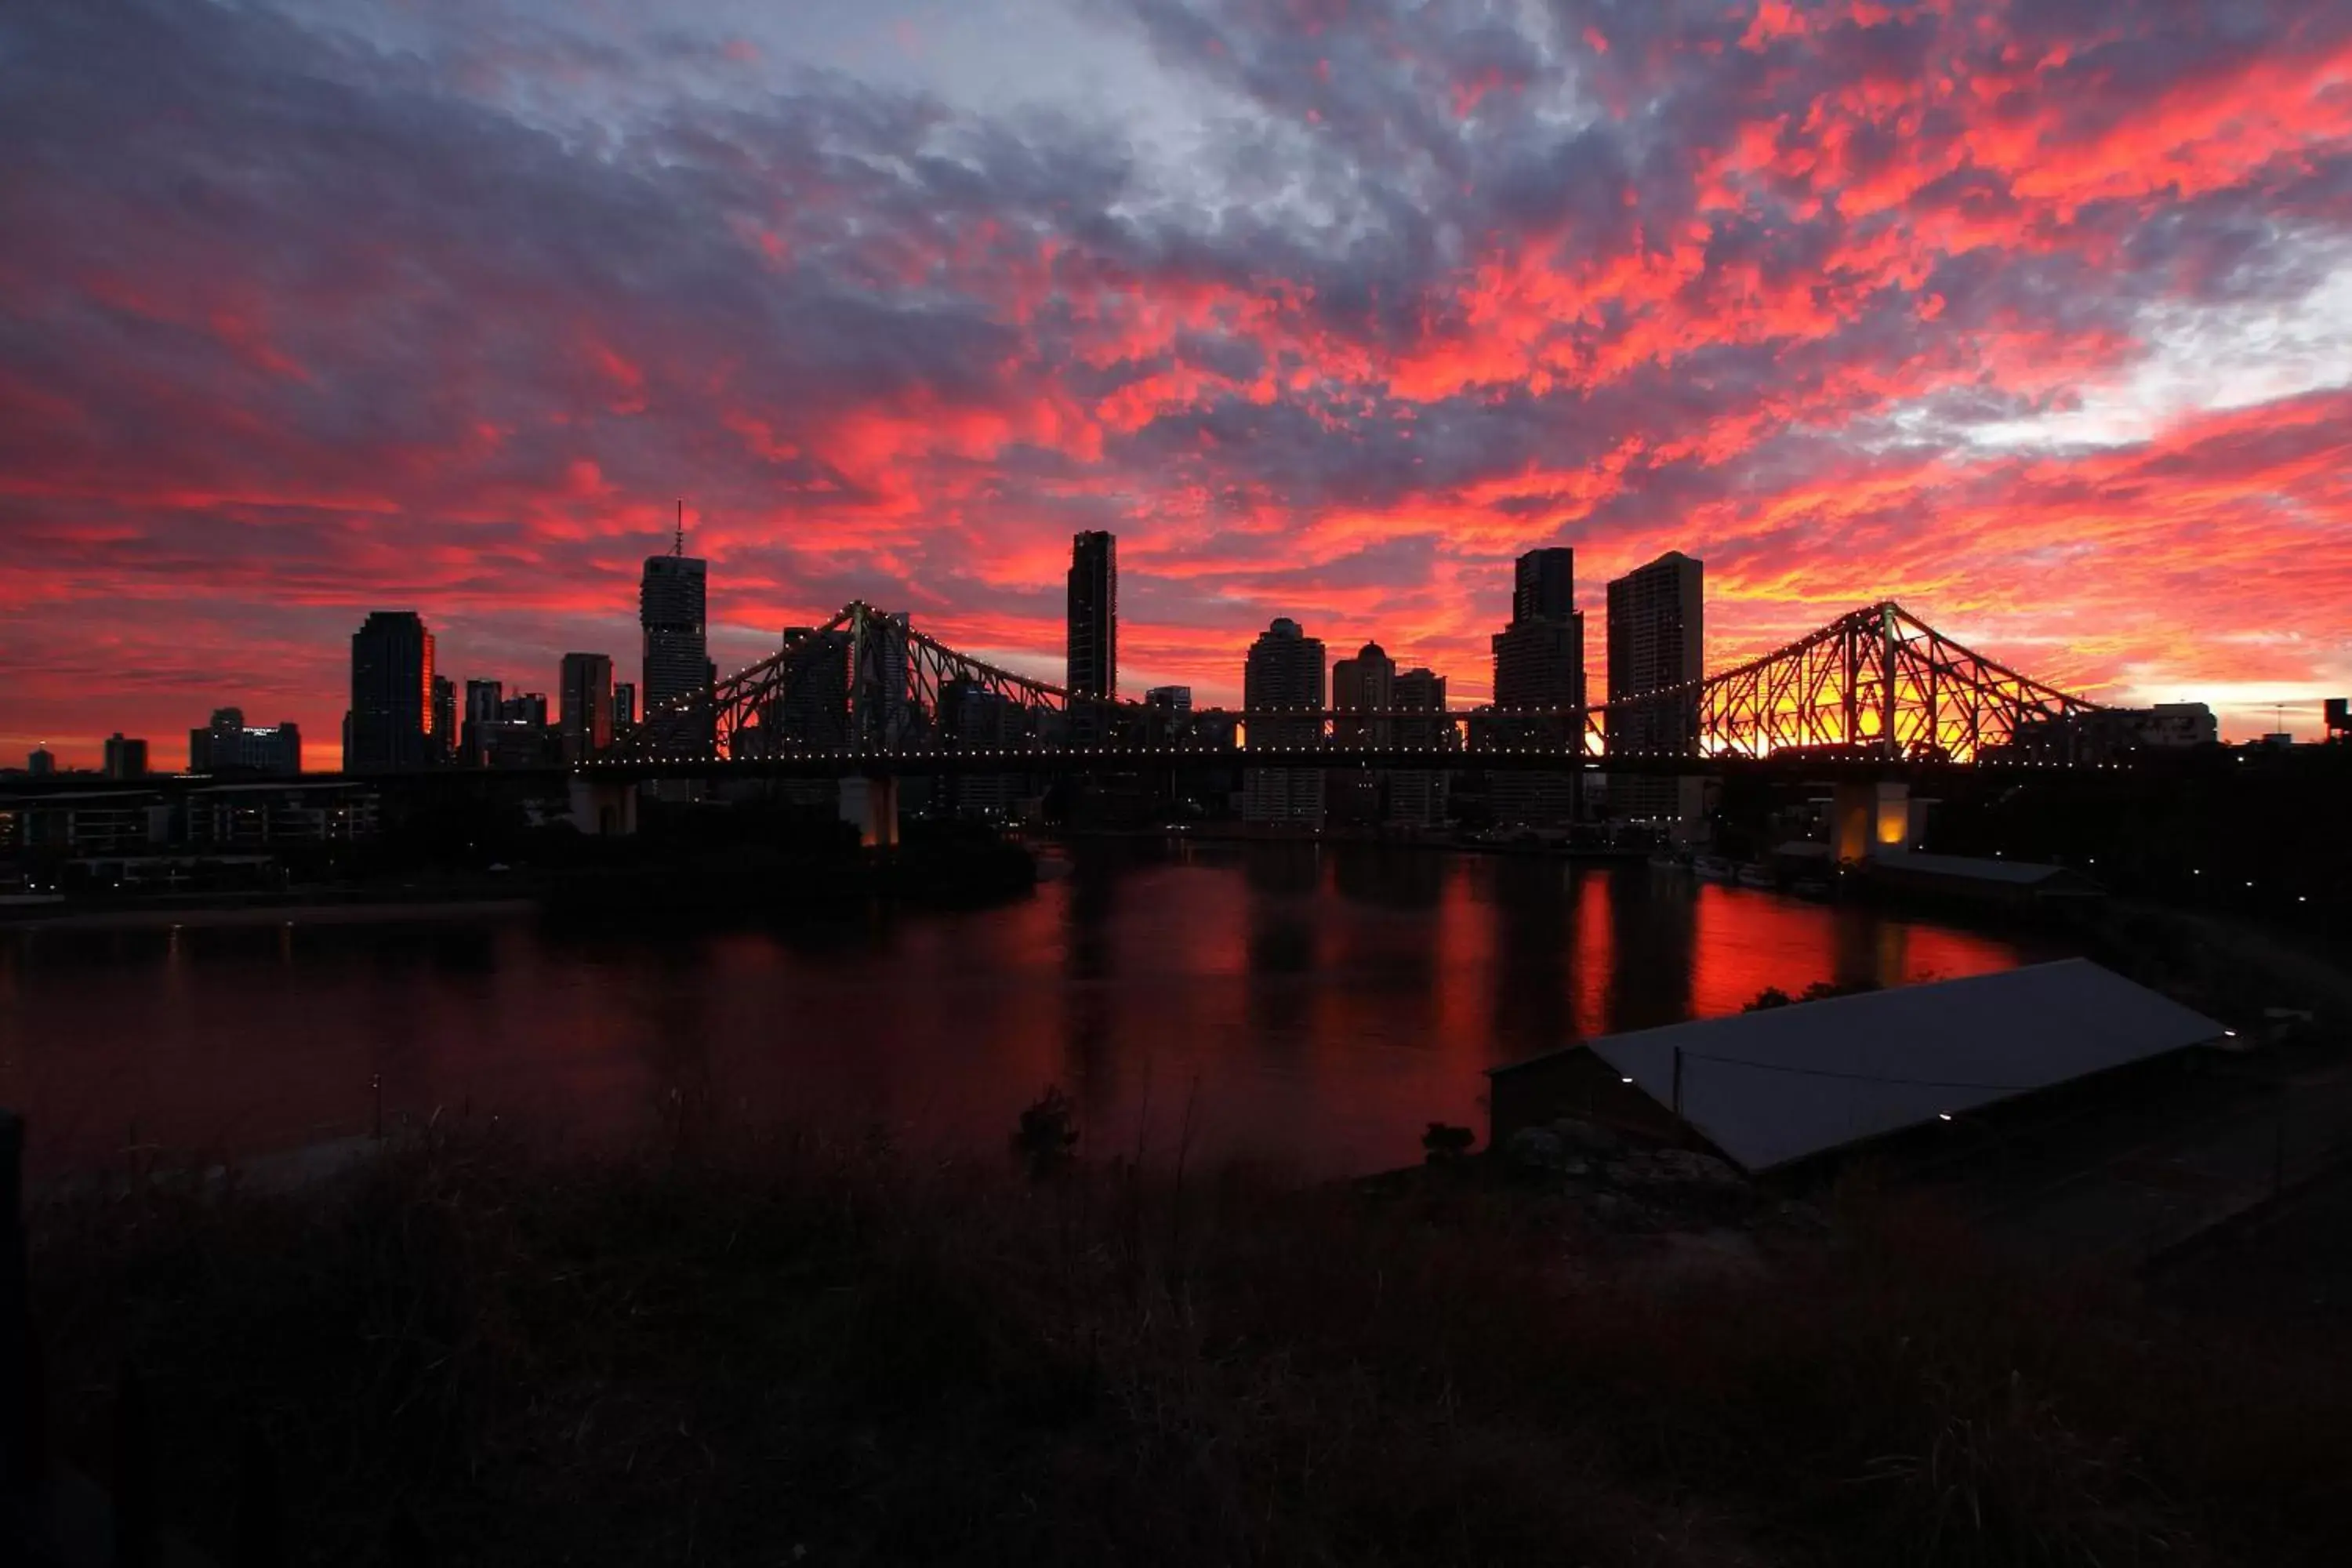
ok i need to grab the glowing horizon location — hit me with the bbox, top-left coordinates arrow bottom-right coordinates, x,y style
3,0 -> 2349,771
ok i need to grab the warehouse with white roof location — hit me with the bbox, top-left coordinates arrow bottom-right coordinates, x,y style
1487,960 -> 2226,1173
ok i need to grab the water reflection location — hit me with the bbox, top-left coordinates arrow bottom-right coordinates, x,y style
0,844 -> 2044,1179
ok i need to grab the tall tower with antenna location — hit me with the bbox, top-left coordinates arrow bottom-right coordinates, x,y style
641,502 -> 711,752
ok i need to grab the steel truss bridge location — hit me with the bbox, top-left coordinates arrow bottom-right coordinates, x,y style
597,600 -> 2103,775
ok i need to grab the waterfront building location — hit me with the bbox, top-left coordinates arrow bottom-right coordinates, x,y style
1144,685 -> 1192,714
940,677 -> 1025,818
777,627 -> 853,747
559,652 -> 615,762
1331,641 -> 1397,826
1243,617 -> 1326,826
863,610 -> 914,746
1606,551 -> 1705,825
347,611 -> 435,771
613,681 -> 637,732
1490,548 -> 1586,828
1390,666 -> 1450,827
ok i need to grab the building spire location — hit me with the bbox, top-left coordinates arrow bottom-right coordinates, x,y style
673,499 -> 685,557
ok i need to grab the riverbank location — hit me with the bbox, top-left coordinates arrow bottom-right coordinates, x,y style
21,1129 -> 2343,1566
0,832 -> 1039,932
0,895 -> 543,932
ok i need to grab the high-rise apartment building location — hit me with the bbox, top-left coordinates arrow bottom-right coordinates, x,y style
1490,548 -> 1585,827
858,611 -> 913,746
779,628 -> 853,747
1512,547 -> 1577,625
1332,641 -> 1396,743
1330,641 -> 1397,825
1242,617 -> 1326,825
1389,667 -> 1450,827
347,611 -> 435,771
641,529 -> 711,753
1065,531 -> 1117,702
612,681 -> 637,732
1606,550 -> 1704,824
558,652 -> 615,762
940,677 -> 1025,819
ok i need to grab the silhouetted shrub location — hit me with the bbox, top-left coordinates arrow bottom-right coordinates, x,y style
1012,1086 -> 1080,1179
1421,1122 -> 1475,1164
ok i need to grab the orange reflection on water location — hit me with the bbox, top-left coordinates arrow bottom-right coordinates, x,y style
0,848 -> 2047,1181
1687,881 -> 2021,1018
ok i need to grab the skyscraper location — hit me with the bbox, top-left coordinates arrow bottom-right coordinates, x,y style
641,516 -> 711,753
1066,532 -> 1116,742
612,681 -> 637,732
1243,616 -> 1326,825
558,652 -> 615,762
348,611 -> 434,771
1606,550 -> 1705,824
1490,548 -> 1585,827
1512,546 -> 1577,626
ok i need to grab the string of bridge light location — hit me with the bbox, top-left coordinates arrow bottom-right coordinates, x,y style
619,598 -> 2103,746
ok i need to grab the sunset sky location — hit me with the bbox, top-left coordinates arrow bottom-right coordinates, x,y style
4,0 -> 2350,768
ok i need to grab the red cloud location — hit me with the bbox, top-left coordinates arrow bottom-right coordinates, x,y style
2,0 -> 2349,767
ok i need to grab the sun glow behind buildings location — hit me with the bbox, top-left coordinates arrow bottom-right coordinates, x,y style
0,0 -> 2348,768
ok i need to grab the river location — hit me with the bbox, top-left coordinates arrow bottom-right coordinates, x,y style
0,840 -> 2048,1179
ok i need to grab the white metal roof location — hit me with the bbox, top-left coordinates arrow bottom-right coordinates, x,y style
1547,960 -> 2220,1171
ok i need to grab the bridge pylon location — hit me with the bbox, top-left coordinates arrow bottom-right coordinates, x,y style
840,775 -> 899,848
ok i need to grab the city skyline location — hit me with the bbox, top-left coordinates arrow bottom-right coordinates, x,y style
0,530 -> 2303,775
5,2 -> 2352,768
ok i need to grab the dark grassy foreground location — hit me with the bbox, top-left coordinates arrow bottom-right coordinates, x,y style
27,1134 -> 2350,1567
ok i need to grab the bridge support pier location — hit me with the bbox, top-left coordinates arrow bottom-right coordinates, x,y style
568,776 -> 639,837
840,775 -> 899,848
1832,779 -> 1910,862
